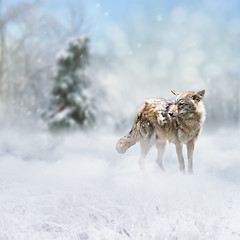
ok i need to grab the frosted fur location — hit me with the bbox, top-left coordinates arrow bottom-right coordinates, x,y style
116,90 -> 206,174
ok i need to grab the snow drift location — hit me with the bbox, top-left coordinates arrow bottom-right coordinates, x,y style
0,128 -> 239,240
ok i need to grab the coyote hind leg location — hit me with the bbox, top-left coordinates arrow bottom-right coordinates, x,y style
155,139 -> 166,171
138,137 -> 154,171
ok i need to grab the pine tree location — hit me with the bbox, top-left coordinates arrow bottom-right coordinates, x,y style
47,36 -> 95,131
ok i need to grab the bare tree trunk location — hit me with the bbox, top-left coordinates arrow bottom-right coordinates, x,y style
0,0 -> 5,90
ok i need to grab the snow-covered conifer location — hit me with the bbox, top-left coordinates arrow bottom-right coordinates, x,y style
47,36 -> 95,131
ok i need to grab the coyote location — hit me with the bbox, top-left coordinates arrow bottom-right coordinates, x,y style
116,90 -> 206,174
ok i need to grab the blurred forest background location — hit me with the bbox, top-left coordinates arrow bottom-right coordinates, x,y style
0,0 -> 239,132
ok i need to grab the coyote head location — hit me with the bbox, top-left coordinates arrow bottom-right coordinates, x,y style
169,90 -> 205,118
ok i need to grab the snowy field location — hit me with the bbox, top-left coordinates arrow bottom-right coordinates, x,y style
0,128 -> 239,240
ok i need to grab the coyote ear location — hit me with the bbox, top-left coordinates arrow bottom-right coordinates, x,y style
193,89 -> 205,101
171,90 -> 180,96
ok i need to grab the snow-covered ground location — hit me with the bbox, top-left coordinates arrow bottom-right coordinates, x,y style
0,128 -> 239,240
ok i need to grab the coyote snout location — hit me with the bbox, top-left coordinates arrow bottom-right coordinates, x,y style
168,104 -> 178,118
116,90 -> 206,174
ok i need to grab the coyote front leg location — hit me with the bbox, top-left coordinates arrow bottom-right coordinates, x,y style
175,143 -> 185,173
155,140 -> 166,171
187,139 -> 195,174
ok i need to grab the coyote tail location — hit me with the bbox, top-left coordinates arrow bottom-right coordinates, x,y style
116,123 -> 140,154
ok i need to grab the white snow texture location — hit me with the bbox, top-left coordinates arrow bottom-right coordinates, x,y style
0,128 -> 239,240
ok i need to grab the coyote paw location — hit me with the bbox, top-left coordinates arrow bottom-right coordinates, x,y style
138,161 -> 145,171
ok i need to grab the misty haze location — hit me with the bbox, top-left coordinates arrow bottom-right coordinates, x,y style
0,0 -> 239,239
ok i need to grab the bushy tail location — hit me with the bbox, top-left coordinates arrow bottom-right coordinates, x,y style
116,123 -> 139,154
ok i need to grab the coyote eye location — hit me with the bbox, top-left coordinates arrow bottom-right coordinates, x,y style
178,101 -> 184,106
